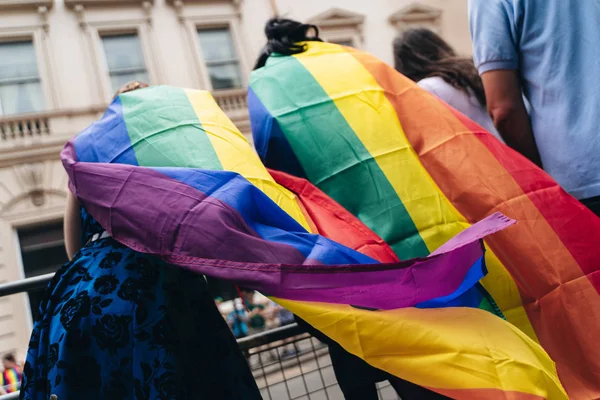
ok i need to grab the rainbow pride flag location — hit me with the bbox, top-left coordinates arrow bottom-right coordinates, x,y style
0,368 -> 21,393
62,86 -> 566,399
248,41 -> 600,399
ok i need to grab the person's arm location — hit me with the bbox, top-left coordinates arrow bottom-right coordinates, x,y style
469,0 -> 541,167
481,70 -> 542,167
64,191 -> 82,260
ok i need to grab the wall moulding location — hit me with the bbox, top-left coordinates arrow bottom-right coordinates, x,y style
389,3 -> 443,33
167,0 -> 241,21
165,0 -> 241,5
307,8 -> 365,48
0,0 -> 54,12
307,7 -> 365,28
64,0 -> 152,7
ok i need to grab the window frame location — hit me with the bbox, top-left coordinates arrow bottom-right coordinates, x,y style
99,30 -> 151,95
196,26 -> 244,91
0,27 -> 57,115
85,19 -> 159,102
179,12 -> 249,91
0,40 -> 44,116
4,209 -> 66,340
16,220 -> 67,322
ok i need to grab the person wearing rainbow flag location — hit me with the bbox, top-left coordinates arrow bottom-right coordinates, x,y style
19,83 -> 262,400
19,44 -> 572,399
248,16 -> 600,399
0,354 -> 22,394
251,19 -> 475,400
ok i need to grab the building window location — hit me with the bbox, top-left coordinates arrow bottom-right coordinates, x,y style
101,33 -> 149,94
18,221 -> 68,321
307,8 -> 365,50
197,28 -> 242,90
0,40 -> 44,116
329,39 -> 355,47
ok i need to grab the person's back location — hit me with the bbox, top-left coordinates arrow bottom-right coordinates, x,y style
418,77 -> 504,143
470,0 -> 600,200
393,28 -> 505,144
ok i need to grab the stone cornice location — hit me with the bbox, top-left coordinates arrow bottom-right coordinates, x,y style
307,8 -> 365,28
64,0 -> 152,8
0,0 -> 53,12
166,0 -> 239,4
389,3 -> 442,24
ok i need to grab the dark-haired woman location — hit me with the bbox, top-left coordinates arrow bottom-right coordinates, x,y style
393,28 -> 503,143
20,82 -> 261,400
253,18 -> 448,400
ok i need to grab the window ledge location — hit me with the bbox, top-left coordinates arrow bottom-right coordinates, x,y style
165,0 -> 239,4
64,0 -> 151,8
0,0 -> 53,12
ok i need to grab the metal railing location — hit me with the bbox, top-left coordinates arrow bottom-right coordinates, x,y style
0,273 -> 55,298
0,275 -> 398,400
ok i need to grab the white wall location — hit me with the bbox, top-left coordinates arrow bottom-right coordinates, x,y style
275,0 -> 472,66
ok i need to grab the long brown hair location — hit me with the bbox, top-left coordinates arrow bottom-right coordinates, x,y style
393,28 -> 486,106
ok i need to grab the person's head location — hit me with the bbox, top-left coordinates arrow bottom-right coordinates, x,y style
254,18 -> 322,70
238,287 -> 255,304
113,81 -> 149,100
393,28 -> 486,106
2,353 -> 17,369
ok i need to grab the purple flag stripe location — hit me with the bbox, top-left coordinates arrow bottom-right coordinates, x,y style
62,142 -> 515,308
165,246 -> 485,310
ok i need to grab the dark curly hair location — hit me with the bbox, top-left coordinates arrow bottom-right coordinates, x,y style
393,28 -> 487,106
254,18 -> 323,70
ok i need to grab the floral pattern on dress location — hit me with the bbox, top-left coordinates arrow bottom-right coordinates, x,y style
20,208 -> 260,399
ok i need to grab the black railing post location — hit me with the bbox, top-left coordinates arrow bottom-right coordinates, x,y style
0,276 -> 399,400
0,273 -> 55,298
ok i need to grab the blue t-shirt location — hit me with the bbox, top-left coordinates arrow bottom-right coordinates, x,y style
469,0 -> 600,199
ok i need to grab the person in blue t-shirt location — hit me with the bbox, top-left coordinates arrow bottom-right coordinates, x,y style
469,0 -> 600,216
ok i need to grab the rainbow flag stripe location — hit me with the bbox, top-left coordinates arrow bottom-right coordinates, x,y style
248,41 -> 600,398
0,368 -> 21,393
62,86 -> 566,399
64,86 -> 497,310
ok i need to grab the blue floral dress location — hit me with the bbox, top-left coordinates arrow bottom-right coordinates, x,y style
21,208 -> 260,399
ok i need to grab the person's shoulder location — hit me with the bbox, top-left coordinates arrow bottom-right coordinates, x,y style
418,76 -> 447,90
470,0 -> 511,7
469,0 -> 516,17
418,77 -> 458,99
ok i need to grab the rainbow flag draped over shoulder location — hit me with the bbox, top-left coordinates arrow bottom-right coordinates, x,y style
61,86 -> 566,399
248,41 -> 600,399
